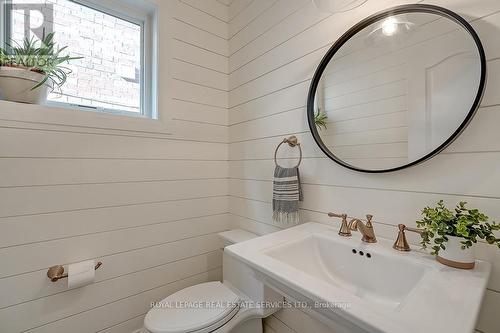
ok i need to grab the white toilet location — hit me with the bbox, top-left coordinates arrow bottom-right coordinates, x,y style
143,230 -> 282,333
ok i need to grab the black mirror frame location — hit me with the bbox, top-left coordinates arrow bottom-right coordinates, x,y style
306,4 -> 487,173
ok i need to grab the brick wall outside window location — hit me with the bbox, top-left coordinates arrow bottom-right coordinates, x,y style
11,0 -> 142,113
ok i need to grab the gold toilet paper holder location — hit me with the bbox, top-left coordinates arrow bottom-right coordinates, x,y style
47,261 -> 102,282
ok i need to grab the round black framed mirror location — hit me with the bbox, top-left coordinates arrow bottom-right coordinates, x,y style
307,4 -> 486,173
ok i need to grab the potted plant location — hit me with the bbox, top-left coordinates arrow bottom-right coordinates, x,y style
416,200 -> 500,269
0,32 -> 82,104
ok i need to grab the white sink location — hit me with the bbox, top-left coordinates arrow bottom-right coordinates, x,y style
264,233 -> 428,310
226,222 -> 491,333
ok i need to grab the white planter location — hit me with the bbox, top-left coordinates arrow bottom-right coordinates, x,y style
0,67 -> 49,104
436,235 -> 475,269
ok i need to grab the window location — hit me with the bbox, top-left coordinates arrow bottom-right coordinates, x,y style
1,0 -> 157,118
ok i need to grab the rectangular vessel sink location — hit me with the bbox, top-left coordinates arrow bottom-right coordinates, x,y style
264,234 -> 428,310
226,222 -> 491,333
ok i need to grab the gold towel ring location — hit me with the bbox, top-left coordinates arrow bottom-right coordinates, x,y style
274,136 -> 302,168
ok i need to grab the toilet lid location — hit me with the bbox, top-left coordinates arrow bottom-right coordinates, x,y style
145,282 -> 240,333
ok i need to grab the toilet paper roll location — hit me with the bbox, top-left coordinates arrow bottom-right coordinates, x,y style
67,260 -> 96,289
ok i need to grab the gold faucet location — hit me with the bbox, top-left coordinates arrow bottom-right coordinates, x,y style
348,214 -> 377,243
393,224 -> 425,251
328,212 -> 351,237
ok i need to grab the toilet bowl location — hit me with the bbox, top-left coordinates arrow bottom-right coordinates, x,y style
143,230 -> 281,333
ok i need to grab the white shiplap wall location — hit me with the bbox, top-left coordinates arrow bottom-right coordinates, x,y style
2,0 -> 499,332
227,0 -> 500,332
0,0 -> 230,332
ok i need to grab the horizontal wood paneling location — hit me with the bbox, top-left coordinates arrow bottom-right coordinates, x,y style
0,251 -> 222,333
0,232 -> 224,308
0,158 -> 228,187
0,127 -> 228,159
27,269 -> 222,333
0,178 -> 227,218
229,80 -> 309,125
97,315 -> 145,333
171,59 -> 228,91
182,0 -> 229,23
230,213 -> 281,236
230,104 -> 500,153
172,79 -> 228,109
175,0 -> 228,39
0,213 -> 229,278
228,0 -> 331,73
229,46 -> 325,107
170,99 -> 227,125
228,0 -> 253,22
173,18 -> 228,57
229,0 -> 307,55
0,196 -> 228,248
4,0 -> 499,331
229,152 -> 500,197
229,179 -> 500,241
229,42 -> 498,111
0,118 -> 228,143
228,0 -> 277,38
0,0 -> 229,332
172,39 -> 228,74
228,0 -> 500,332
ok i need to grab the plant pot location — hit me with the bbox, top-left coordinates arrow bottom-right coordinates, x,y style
0,67 -> 49,104
436,235 -> 475,269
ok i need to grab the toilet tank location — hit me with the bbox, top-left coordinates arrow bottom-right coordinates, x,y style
220,230 -> 282,318
218,229 -> 258,248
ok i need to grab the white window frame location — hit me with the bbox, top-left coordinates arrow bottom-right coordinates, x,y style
1,0 -> 158,119
0,0 -> 10,50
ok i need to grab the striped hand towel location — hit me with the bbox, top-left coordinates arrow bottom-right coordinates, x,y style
273,165 -> 303,224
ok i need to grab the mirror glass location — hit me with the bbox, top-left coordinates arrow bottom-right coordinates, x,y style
309,7 -> 485,172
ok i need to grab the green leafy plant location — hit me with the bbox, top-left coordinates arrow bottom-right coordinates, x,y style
314,108 -> 328,130
0,48 -> 8,64
0,31 -> 82,90
416,200 -> 500,255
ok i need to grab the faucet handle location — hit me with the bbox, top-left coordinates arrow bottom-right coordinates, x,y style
328,212 -> 347,219
366,214 -> 373,226
393,224 -> 425,251
328,212 -> 351,237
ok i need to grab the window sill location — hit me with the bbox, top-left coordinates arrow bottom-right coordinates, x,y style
0,100 -> 172,136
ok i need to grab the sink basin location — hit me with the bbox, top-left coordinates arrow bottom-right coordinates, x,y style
264,234 -> 427,310
226,222 -> 491,333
